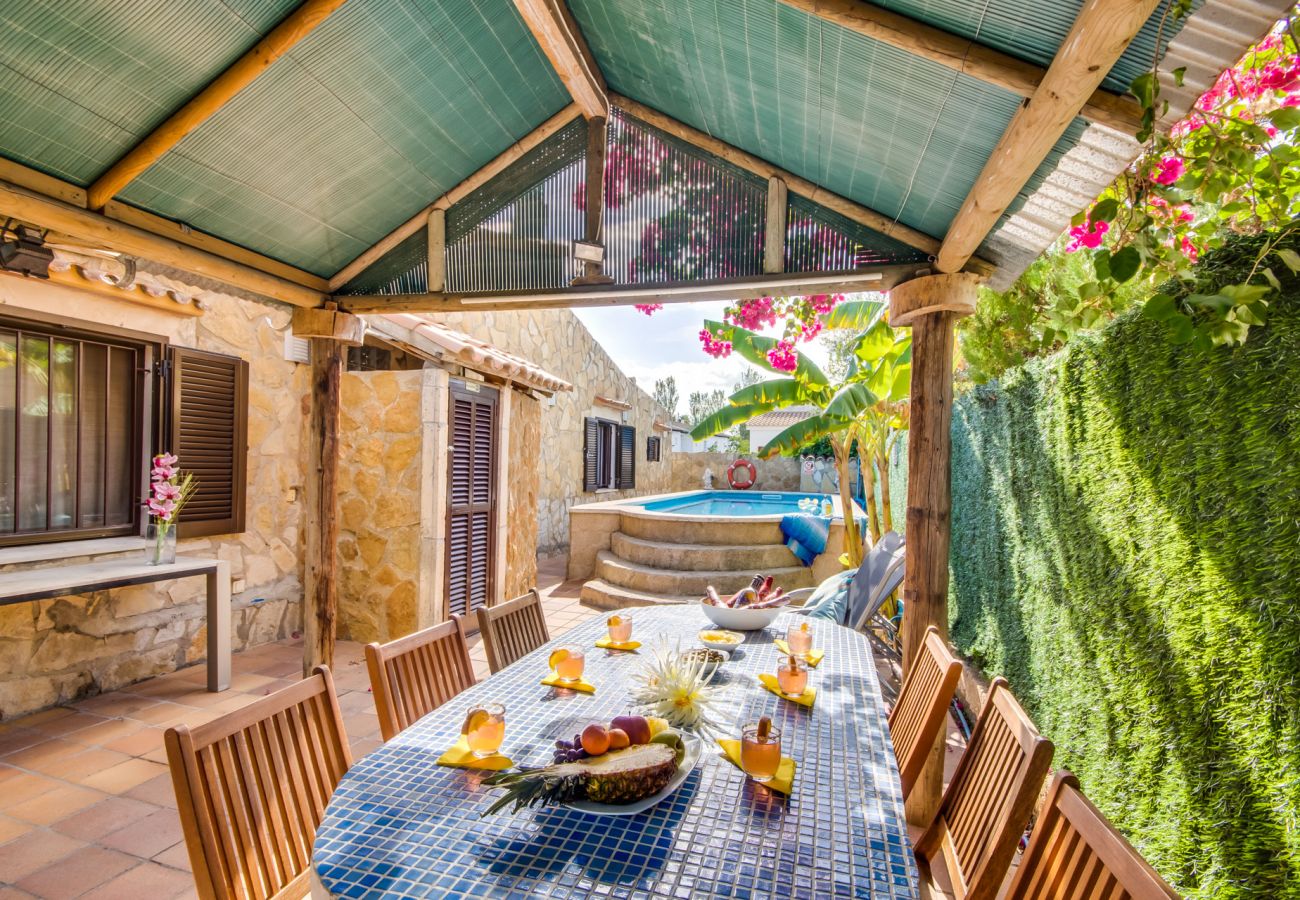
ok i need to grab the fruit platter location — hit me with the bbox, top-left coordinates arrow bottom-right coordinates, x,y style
701,573 -> 791,630
483,714 -> 701,817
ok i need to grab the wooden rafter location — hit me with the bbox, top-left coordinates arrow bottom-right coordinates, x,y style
779,0 -> 1144,134
327,103 -> 582,292
336,267 -> 923,314
935,0 -> 1163,274
86,0 -> 351,210
512,0 -> 608,119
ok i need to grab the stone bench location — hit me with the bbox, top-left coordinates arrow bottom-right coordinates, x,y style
0,556 -> 232,691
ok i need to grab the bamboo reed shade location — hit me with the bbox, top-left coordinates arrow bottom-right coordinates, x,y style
785,194 -> 931,272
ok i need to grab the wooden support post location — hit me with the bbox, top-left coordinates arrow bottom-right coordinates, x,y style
889,272 -> 979,826
764,177 -> 788,274
427,208 -> 446,292
303,337 -> 343,676
576,116 -> 614,284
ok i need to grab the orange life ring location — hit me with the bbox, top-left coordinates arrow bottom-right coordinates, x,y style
727,458 -> 758,490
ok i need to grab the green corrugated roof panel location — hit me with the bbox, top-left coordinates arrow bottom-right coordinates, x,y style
867,0 -> 1193,95
571,0 -> 1048,241
119,0 -> 570,276
0,0 -> 299,185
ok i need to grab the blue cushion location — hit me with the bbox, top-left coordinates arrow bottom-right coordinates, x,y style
803,568 -> 857,621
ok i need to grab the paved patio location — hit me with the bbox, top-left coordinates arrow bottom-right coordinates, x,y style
0,557 -> 596,899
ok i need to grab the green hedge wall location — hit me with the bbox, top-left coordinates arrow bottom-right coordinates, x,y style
948,232 -> 1300,899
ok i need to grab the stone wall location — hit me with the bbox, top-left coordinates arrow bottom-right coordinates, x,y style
504,389 -> 541,598
427,309 -> 675,554
670,452 -> 803,493
0,277 -> 307,720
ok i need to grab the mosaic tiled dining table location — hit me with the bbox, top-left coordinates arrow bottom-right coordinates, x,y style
313,606 -> 920,899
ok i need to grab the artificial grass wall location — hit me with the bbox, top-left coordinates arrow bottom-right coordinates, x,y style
948,232 -> 1300,899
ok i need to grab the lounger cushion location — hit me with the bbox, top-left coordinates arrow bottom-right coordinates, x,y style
803,568 -> 856,621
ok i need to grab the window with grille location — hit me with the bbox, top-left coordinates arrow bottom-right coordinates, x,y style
583,417 -> 635,491
646,436 -> 661,462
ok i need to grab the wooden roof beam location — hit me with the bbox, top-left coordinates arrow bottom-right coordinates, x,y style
612,94 -> 993,275
336,267 -> 924,314
327,103 -> 582,292
778,0 -> 1143,134
936,0 -> 1163,274
513,0 -> 608,118
87,0 -> 351,211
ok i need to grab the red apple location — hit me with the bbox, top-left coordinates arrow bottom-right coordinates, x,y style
610,715 -> 651,745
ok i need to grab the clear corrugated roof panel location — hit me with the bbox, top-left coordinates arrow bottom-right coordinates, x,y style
0,0 -> 299,184
119,0 -> 571,276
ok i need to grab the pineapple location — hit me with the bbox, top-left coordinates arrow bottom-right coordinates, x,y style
482,743 -> 678,815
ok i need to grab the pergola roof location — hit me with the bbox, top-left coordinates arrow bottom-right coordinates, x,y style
0,0 -> 1288,303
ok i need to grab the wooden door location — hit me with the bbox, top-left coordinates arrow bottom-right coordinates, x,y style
445,381 -> 498,619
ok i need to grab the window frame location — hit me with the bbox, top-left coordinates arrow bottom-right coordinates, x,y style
0,308 -> 163,548
646,435 -> 662,462
583,416 -> 636,492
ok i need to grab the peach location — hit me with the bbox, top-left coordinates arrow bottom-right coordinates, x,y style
580,724 -> 611,756
607,728 -> 630,751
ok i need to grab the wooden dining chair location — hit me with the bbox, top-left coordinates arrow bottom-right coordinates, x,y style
1004,771 -> 1181,900
366,615 -> 477,741
164,666 -> 353,900
476,588 -> 550,674
913,676 -> 1054,900
889,625 -> 963,802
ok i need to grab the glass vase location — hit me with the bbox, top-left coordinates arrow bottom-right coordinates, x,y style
146,522 -> 177,565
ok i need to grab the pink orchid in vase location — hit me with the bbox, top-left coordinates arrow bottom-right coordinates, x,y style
145,452 -> 197,565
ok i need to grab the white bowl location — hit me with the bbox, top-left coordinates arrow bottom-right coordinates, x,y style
700,599 -> 784,631
697,629 -> 744,652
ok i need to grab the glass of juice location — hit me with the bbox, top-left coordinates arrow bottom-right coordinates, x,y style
607,614 -> 633,644
464,704 -> 506,758
776,655 -> 808,697
740,719 -> 782,783
551,645 -> 586,683
787,621 -> 813,656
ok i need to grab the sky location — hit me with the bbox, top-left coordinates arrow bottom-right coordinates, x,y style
574,302 -> 834,418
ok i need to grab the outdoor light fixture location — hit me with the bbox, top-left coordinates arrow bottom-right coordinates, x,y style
0,223 -> 53,278
573,240 -> 605,263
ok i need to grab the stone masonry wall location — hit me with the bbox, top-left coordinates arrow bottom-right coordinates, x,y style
427,309 -> 675,554
0,277 -> 307,721
670,452 -> 803,493
504,388 -> 541,598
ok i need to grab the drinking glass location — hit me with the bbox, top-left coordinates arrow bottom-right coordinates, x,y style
553,645 -> 586,683
465,703 -> 506,758
776,657 -> 808,697
607,614 -> 634,644
740,722 -> 782,783
786,622 -> 813,656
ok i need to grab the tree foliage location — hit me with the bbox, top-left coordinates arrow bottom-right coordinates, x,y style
651,377 -> 681,417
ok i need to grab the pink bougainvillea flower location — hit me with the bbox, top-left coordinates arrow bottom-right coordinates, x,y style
1066,219 -> 1109,252
698,329 -> 732,359
1153,156 -> 1185,186
765,340 -> 798,372
634,304 -> 663,316
1179,235 -> 1200,263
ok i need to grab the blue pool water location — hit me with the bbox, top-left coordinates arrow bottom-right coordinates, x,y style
635,491 -> 831,517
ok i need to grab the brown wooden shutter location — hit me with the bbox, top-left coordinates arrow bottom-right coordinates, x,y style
446,384 -> 497,618
167,346 -> 248,538
616,425 -> 635,489
583,417 -> 599,492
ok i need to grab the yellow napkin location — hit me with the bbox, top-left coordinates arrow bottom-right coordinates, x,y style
595,637 -> 641,651
541,672 -> 596,693
758,673 -> 816,707
773,639 -> 824,667
716,739 -> 796,794
435,736 -> 513,771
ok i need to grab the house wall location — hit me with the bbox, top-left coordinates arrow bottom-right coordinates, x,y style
427,309 -> 674,555
0,275 -> 307,721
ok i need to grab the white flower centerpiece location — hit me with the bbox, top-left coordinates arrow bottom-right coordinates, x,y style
628,641 -> 728,737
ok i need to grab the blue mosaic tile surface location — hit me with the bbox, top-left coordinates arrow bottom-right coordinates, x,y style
314,607 -> 919,899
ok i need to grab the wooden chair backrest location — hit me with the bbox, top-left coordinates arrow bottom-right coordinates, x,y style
476,589 -> 549,674
164,666 -> 353,900
888,626 -> 962,800
365,616 -> 476,742
1004,771 -> 1181,900
913,676 -> 1055,900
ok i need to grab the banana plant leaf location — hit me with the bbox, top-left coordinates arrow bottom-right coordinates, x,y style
854,319 -> 897,363
822,299 -> 884,330
690,401 -> 775,440
706,322 -> 828,386
823,382 -> 878,423
888,363 -> 911,402
729,378 -> 814,408
756,413 -> 840,459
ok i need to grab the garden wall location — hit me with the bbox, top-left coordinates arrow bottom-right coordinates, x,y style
947,234 -> 1300,899
669,452 -> 801,492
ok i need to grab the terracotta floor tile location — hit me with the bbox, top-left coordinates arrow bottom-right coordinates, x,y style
349,737 -> 384,760
0,729 -> 45,757
43,748 -> 134,783
73,694 -> 158,719
51,796 -> 158,842
0,829 -> 85,883
251,660 -> 301,678
78,758 -> 169,795
156,708 -> 224,730
0,887 -> 36,899
123,773 -> 178,809
101,727 -> 165,759
151,840 -> 191,872
0,773 -> 63,811
124,703 -> 190,727
2,738 -> 82,770
15,845 -> 137,899
25,712 -> 110,741
80,861 -> 195,900
0,814 -> 33,845
63,717 -> 146,748
227,673 -> 276,692
16,708 -> 75,727
6,784 -> 104,826
100,808 -> 183,859
203,694 -> 258,715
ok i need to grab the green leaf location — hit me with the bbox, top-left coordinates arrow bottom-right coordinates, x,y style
1090,198 -> 1119,223
822,300 -> 884,330
706,322 -> 828,386
1186,293 -> 1233,313
1129,72 -> 1158,108
1168,313 -> 1195,344
1143,293 -> 1176,320
1218,283 -> 1272,305
1109,246 -> 1142,283
853,320 -> 895,363
1092,249 -> 1111,281
729,378 -> 809,408
888,363 -> 911,402
823,382 -> 878,422
1070,210 -> 1087,228
757,414 -> 839,459
1172,66 -> 1186,87
1275,248 -> 1300,274
1268,107 -> 1300,132
1078,282 -> 1102,301
1262,267 -> 1282,291
689,401 -> 774,440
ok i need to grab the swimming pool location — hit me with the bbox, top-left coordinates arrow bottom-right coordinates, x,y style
634,490 -> 831,517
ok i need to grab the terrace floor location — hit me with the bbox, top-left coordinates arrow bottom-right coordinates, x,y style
0,556 -> 959,899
